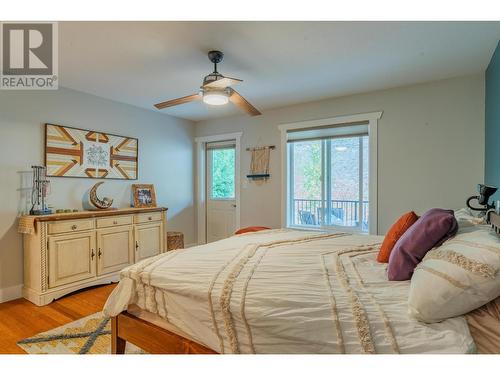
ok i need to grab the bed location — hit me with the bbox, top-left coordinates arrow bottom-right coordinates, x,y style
103,228 -> 493,354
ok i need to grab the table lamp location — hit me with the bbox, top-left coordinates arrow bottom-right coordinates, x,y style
466,184 -> 497,212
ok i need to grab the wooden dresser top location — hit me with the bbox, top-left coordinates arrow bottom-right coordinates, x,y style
22,206 -> 167,223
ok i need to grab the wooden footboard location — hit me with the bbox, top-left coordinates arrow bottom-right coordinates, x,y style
111,311 -> 217,354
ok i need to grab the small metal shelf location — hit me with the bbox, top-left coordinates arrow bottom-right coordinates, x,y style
246,146 -> 275,151
246,174 -> 270,179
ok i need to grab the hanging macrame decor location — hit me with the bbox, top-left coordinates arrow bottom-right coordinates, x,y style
246,145 -> 275,183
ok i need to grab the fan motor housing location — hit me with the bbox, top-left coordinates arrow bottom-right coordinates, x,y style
208,50 -> 224,64
203,72 -> 223,86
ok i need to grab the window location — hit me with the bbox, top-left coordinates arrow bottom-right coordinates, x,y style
287,124 -> 370,232
207,143 -> 235,200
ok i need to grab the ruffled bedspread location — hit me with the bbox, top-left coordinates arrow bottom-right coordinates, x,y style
104,229 -> 475,354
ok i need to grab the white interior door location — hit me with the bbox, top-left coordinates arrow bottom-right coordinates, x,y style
206,142 -> 237,243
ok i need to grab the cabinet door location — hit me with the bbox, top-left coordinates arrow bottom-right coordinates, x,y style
134,222 -> 164,262
97,226 -> 134,276
48,231 -> 96,288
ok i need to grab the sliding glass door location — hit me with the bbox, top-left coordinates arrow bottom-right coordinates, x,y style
288,135 -> 369,232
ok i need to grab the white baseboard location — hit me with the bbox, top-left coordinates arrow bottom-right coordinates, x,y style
0,284 -> 23,303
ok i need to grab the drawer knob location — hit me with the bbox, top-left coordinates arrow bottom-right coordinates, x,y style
71,225 -> 77,230
113,220 -> 118,225
148,216 -> 152,221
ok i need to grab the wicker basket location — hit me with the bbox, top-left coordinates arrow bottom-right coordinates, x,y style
167,231 -> 184,251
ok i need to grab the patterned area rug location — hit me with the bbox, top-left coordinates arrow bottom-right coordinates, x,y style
17,312 -> 143,354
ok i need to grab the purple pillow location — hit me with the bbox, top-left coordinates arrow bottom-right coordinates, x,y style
387,208 -> 458,281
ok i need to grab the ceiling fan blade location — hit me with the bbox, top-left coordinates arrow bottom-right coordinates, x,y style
154,94 -> 200,109
229,89 -> 261,116
204,76 -> 243,89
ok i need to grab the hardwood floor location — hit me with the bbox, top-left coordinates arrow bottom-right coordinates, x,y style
0,283 -> 116,354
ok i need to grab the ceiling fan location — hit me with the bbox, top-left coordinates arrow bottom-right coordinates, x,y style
154,50 -> 261,116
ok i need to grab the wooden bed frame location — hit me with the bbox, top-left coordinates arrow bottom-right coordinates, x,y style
111,311 -> 217,354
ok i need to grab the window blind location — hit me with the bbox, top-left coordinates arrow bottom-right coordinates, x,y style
286,121 -> 368,143
206,140 -> 236,150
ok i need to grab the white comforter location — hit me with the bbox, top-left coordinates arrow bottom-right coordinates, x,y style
103,229 -> 475,354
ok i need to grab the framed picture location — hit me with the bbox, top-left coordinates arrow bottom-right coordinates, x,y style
45,123 -> 138,179
132,184 -> 157,208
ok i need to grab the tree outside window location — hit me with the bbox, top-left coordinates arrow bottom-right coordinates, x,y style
211,148 -> 235,199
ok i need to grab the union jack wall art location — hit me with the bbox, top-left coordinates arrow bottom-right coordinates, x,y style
45,124 -> 138,179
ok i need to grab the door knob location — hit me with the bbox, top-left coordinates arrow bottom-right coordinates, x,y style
91,249 -> 95,260
98,249 -> 102,258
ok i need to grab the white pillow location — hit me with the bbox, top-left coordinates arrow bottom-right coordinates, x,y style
454,207 -> 485,229
408,225 -> 500,323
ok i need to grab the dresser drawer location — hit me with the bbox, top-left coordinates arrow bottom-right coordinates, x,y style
48,219 -> 94,235
96,215 -> 133,228
135,212 -> 163,224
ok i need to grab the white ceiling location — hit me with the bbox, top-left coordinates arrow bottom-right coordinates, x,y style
59,21 -> 500,122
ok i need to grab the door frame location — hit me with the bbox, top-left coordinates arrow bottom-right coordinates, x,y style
195,132 -> 242,245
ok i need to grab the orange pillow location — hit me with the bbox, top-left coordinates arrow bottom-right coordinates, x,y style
377,211 -> 419,263
234,226 -> 270,235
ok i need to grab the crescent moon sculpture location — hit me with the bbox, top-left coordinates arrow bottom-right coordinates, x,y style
89,181 -> 114,209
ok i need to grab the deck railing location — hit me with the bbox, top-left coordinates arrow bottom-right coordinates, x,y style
293,199 -> 369,229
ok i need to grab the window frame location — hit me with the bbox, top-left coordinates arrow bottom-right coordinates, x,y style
279,112 -> 381,235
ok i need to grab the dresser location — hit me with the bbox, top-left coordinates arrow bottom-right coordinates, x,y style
20,207 -> 167,306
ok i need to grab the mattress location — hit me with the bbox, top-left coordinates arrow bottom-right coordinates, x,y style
104,229 -> 476,354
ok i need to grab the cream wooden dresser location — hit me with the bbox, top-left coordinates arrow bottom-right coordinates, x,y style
20,207 -> 167,306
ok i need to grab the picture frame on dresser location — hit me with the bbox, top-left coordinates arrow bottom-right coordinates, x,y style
132,184 -> 157,208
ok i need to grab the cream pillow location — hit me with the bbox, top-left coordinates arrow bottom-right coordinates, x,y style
454,207 -> 485,229
408,225 -> 500,323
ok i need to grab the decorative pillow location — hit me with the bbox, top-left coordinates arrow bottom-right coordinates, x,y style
408,226 -> 500,323
454,207 -> 485,229
377,211 -> 419,263
388,208 -> 458,281
234,226 -> 270,235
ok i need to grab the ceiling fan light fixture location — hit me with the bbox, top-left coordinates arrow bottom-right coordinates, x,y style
203,89 -> 229,106
153,50 -> 261,116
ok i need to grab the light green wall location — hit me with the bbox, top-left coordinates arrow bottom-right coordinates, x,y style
195,75 -> 485,236
0,87 -> 195,300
